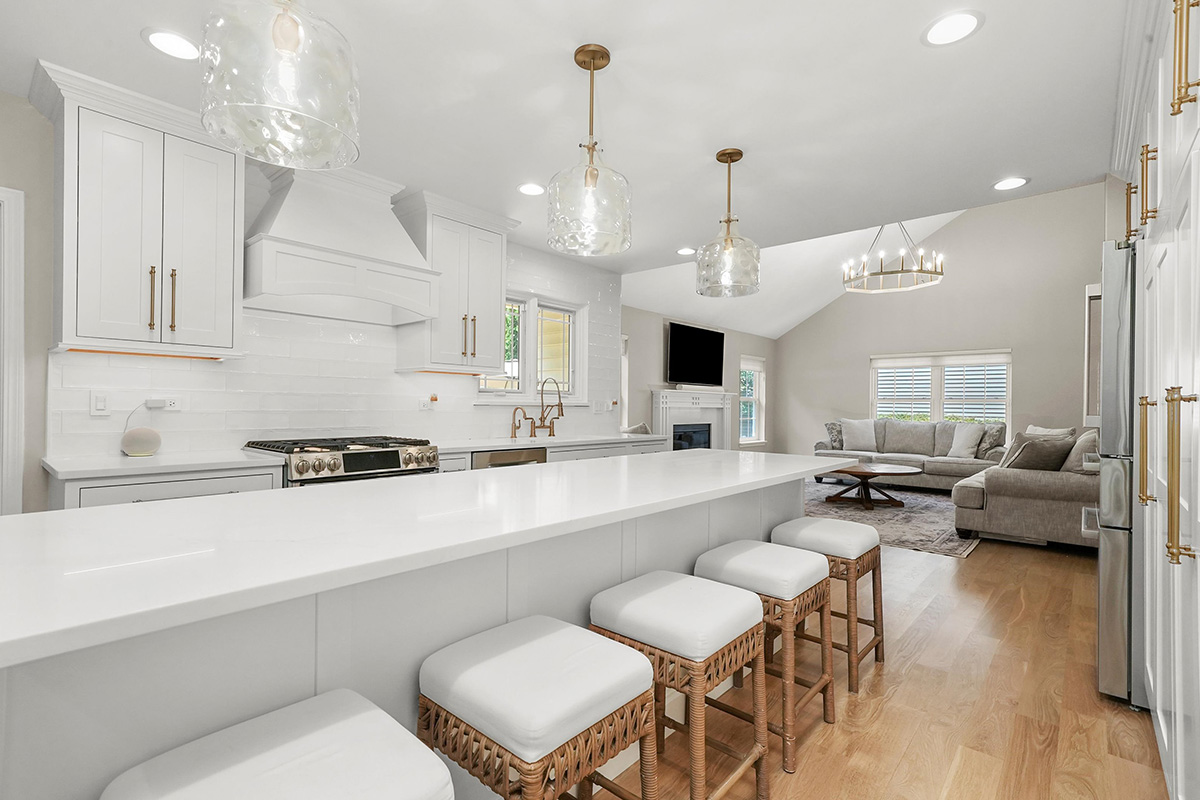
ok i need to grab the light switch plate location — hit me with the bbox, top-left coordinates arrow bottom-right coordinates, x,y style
90,391 -> 109,417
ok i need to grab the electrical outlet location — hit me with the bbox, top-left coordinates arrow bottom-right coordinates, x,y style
90,391 -> 109,417
418,398 -> 432,411
146,397 -> 181,411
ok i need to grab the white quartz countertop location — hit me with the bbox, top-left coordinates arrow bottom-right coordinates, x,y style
42,450 -> 286,480
0,450 -> 854,669
435,433 -> 669,454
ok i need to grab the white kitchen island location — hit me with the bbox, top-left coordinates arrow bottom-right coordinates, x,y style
0,449 -> 852,800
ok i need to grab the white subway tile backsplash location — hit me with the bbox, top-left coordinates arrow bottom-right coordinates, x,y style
46,250 -> 622,458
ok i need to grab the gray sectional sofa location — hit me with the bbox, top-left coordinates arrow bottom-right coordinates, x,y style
814,418 -> 1007,491
951,466 -> 1099,548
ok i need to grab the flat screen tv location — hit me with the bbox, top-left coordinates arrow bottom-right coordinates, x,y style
666,322 -> 725,386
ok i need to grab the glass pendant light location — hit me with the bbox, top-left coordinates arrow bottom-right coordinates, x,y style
200,0 -> 360,170
696,148 -> 760,297
547,44 -> 631,256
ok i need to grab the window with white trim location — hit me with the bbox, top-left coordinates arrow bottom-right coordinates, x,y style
870,350 -> 1010,427
479,297 -> 587,401
739,355 -> 766,443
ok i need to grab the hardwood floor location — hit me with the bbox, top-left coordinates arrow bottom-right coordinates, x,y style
604,541 -> 1168,800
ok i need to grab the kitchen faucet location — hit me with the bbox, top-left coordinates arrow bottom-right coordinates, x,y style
533,377 -> 565,437
511,406 -> 535,439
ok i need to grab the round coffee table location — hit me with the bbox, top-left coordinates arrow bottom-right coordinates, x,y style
824,463 -> 923,511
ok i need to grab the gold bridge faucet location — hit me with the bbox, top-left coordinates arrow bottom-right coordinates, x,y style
533,377 -> 565,437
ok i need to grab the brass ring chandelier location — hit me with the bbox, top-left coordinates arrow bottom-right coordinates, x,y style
841,221 -> 943,294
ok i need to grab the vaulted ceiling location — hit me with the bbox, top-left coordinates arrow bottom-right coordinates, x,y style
0,0 -> 1126,276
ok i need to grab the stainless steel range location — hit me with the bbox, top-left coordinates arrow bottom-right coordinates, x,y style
244,436 -> 439,485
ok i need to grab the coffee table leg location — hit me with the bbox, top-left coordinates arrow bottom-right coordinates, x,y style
868,482 -> 905,508
859,478 -> 874,511
824,482 -> 860,503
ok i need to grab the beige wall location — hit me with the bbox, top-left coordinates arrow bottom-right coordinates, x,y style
0,90 -> 53,512
775,181 -> 1105,454
621,305 -> 779,451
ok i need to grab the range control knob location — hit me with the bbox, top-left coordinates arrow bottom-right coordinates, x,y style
295,459 -> 311,475
403,451 -> 416,466
327,457 -> 342,472
312,458 -> 326,473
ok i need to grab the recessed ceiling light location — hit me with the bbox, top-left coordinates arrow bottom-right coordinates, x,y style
141,28 -> 200,60
677,247 -> 696,256
518,183 -> 545,196
993,177 -> 1028,191
923,11 -> 983,46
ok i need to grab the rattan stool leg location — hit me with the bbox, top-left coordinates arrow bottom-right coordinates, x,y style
520,767 -> 543,800
752,642 -> 769,800
577,777 -> 594,799
844,560 -> 861,693
780,604 -> 797,773
872,562 -> 885,663
688,668 -> 707,800
654,683 -> 666,757
639,726 -> 660,800
732,667 -> 744,689
820,596 -> 835,723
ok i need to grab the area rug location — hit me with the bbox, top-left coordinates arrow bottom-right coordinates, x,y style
803,479 -> 979,558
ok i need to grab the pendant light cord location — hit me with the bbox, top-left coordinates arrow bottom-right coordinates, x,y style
587,60 -> 596,165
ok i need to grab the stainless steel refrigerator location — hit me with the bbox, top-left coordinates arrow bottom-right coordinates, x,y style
1094,239 -> 1148,707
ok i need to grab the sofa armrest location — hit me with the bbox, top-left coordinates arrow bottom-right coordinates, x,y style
814,440 -> 831,452
983,446 -> 1007,463
984,467 -> 1099,503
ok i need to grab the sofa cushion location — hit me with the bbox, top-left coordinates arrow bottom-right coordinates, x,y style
877,453 -> 928,470
815,449 -> 875,463
934,422 -> 957,457
824,422 -> 844,450
875,419 -> 888,452
951,470 -> 989,509
985,467 -> 1100,503
1001,432 -> 1076,471
840,418 -> 877,451
883,419 -> 936,456
976,424 -> 1007,459
1061,429 -> 1099,473
1027,425 -> 1077,437
948,423 -> 987,459
924,456 -> 993,478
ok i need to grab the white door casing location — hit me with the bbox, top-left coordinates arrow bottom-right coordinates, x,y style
0,186 -> 24,515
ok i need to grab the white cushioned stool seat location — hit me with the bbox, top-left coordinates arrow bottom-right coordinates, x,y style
694,540 -> 829,599
590,570 -> 764,661
100,689 -> 453,800
419,615 -> 652,764
772,517 -> 880,560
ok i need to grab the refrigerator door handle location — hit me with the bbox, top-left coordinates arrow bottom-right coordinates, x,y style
1082,506 -> 1101,541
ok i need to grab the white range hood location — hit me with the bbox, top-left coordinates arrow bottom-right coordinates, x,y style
244,167 -> 438,325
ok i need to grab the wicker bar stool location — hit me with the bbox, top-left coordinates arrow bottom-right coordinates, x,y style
590,571 -> 770,800
771,517 -> 883,693
101,689 -> 454,799
693,540 -> 835,773
418,615 -> 659,800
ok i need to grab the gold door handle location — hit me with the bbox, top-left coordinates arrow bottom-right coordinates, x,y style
1140,395 -> 1158,504
1126,182 -> 1139,241
169,268 -> 177,332
471,315 -> 477,358
1173,0 -> 1200,115
148,266 -> 156,331
1164,386 -> 1197,563
1140,145 -> 1159,225
462,314 -> 468,357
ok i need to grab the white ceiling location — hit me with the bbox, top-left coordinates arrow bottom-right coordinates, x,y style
0,1 -> 1125,276
622,211 -> 963,339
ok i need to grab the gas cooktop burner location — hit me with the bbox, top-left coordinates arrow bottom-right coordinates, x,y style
244,436 -> 431,454
245,436 -> 439,483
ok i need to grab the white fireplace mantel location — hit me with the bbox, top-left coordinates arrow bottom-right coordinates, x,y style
651,390 -> 736,450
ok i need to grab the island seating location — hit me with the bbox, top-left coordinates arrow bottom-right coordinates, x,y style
772,517 -> 885,693
694,540 -> 836,773
418,615 -> 659,800
590,571 -> 770,800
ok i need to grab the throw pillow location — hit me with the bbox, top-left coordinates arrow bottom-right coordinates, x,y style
1027,425 -> 1077,437
1060,429 -> 1100,473
1000,432 -> 1076,471
934,421 -> 957,457
976,423 -> 1007,459
824,421 -> 844,450
947,423 -> 986,459
840,418 -> 877,452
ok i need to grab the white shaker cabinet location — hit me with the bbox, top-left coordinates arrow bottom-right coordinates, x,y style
31,62 -> 244,359
393,192 -> 517,374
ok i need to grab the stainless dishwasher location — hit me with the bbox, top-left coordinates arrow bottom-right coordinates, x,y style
471,448 -> 548,469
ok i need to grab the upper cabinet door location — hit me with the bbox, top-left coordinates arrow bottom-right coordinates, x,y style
428,216 -> 470,366
76,109 -> 164,342
466,226 -> 504,372
162,136 -> 236,348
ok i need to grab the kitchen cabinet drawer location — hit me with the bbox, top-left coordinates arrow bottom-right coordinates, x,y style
77,473 -> 276,508
547,445 -> 631,462
438,455 -> 469,473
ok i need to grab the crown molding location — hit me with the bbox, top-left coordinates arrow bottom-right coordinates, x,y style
391,190 -> 520,233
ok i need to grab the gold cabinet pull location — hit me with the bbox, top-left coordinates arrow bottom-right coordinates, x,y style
1173,0 -> 1200,115
1139,395 -> 1158,504
169,268 -> 177,332
148,266 -> 157,331
1140,145 -> 1159,224
462,314 -> 469,357
471,315 -> 477,358
1126,182 -> 1139,241
1164,386 -> 1197,563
